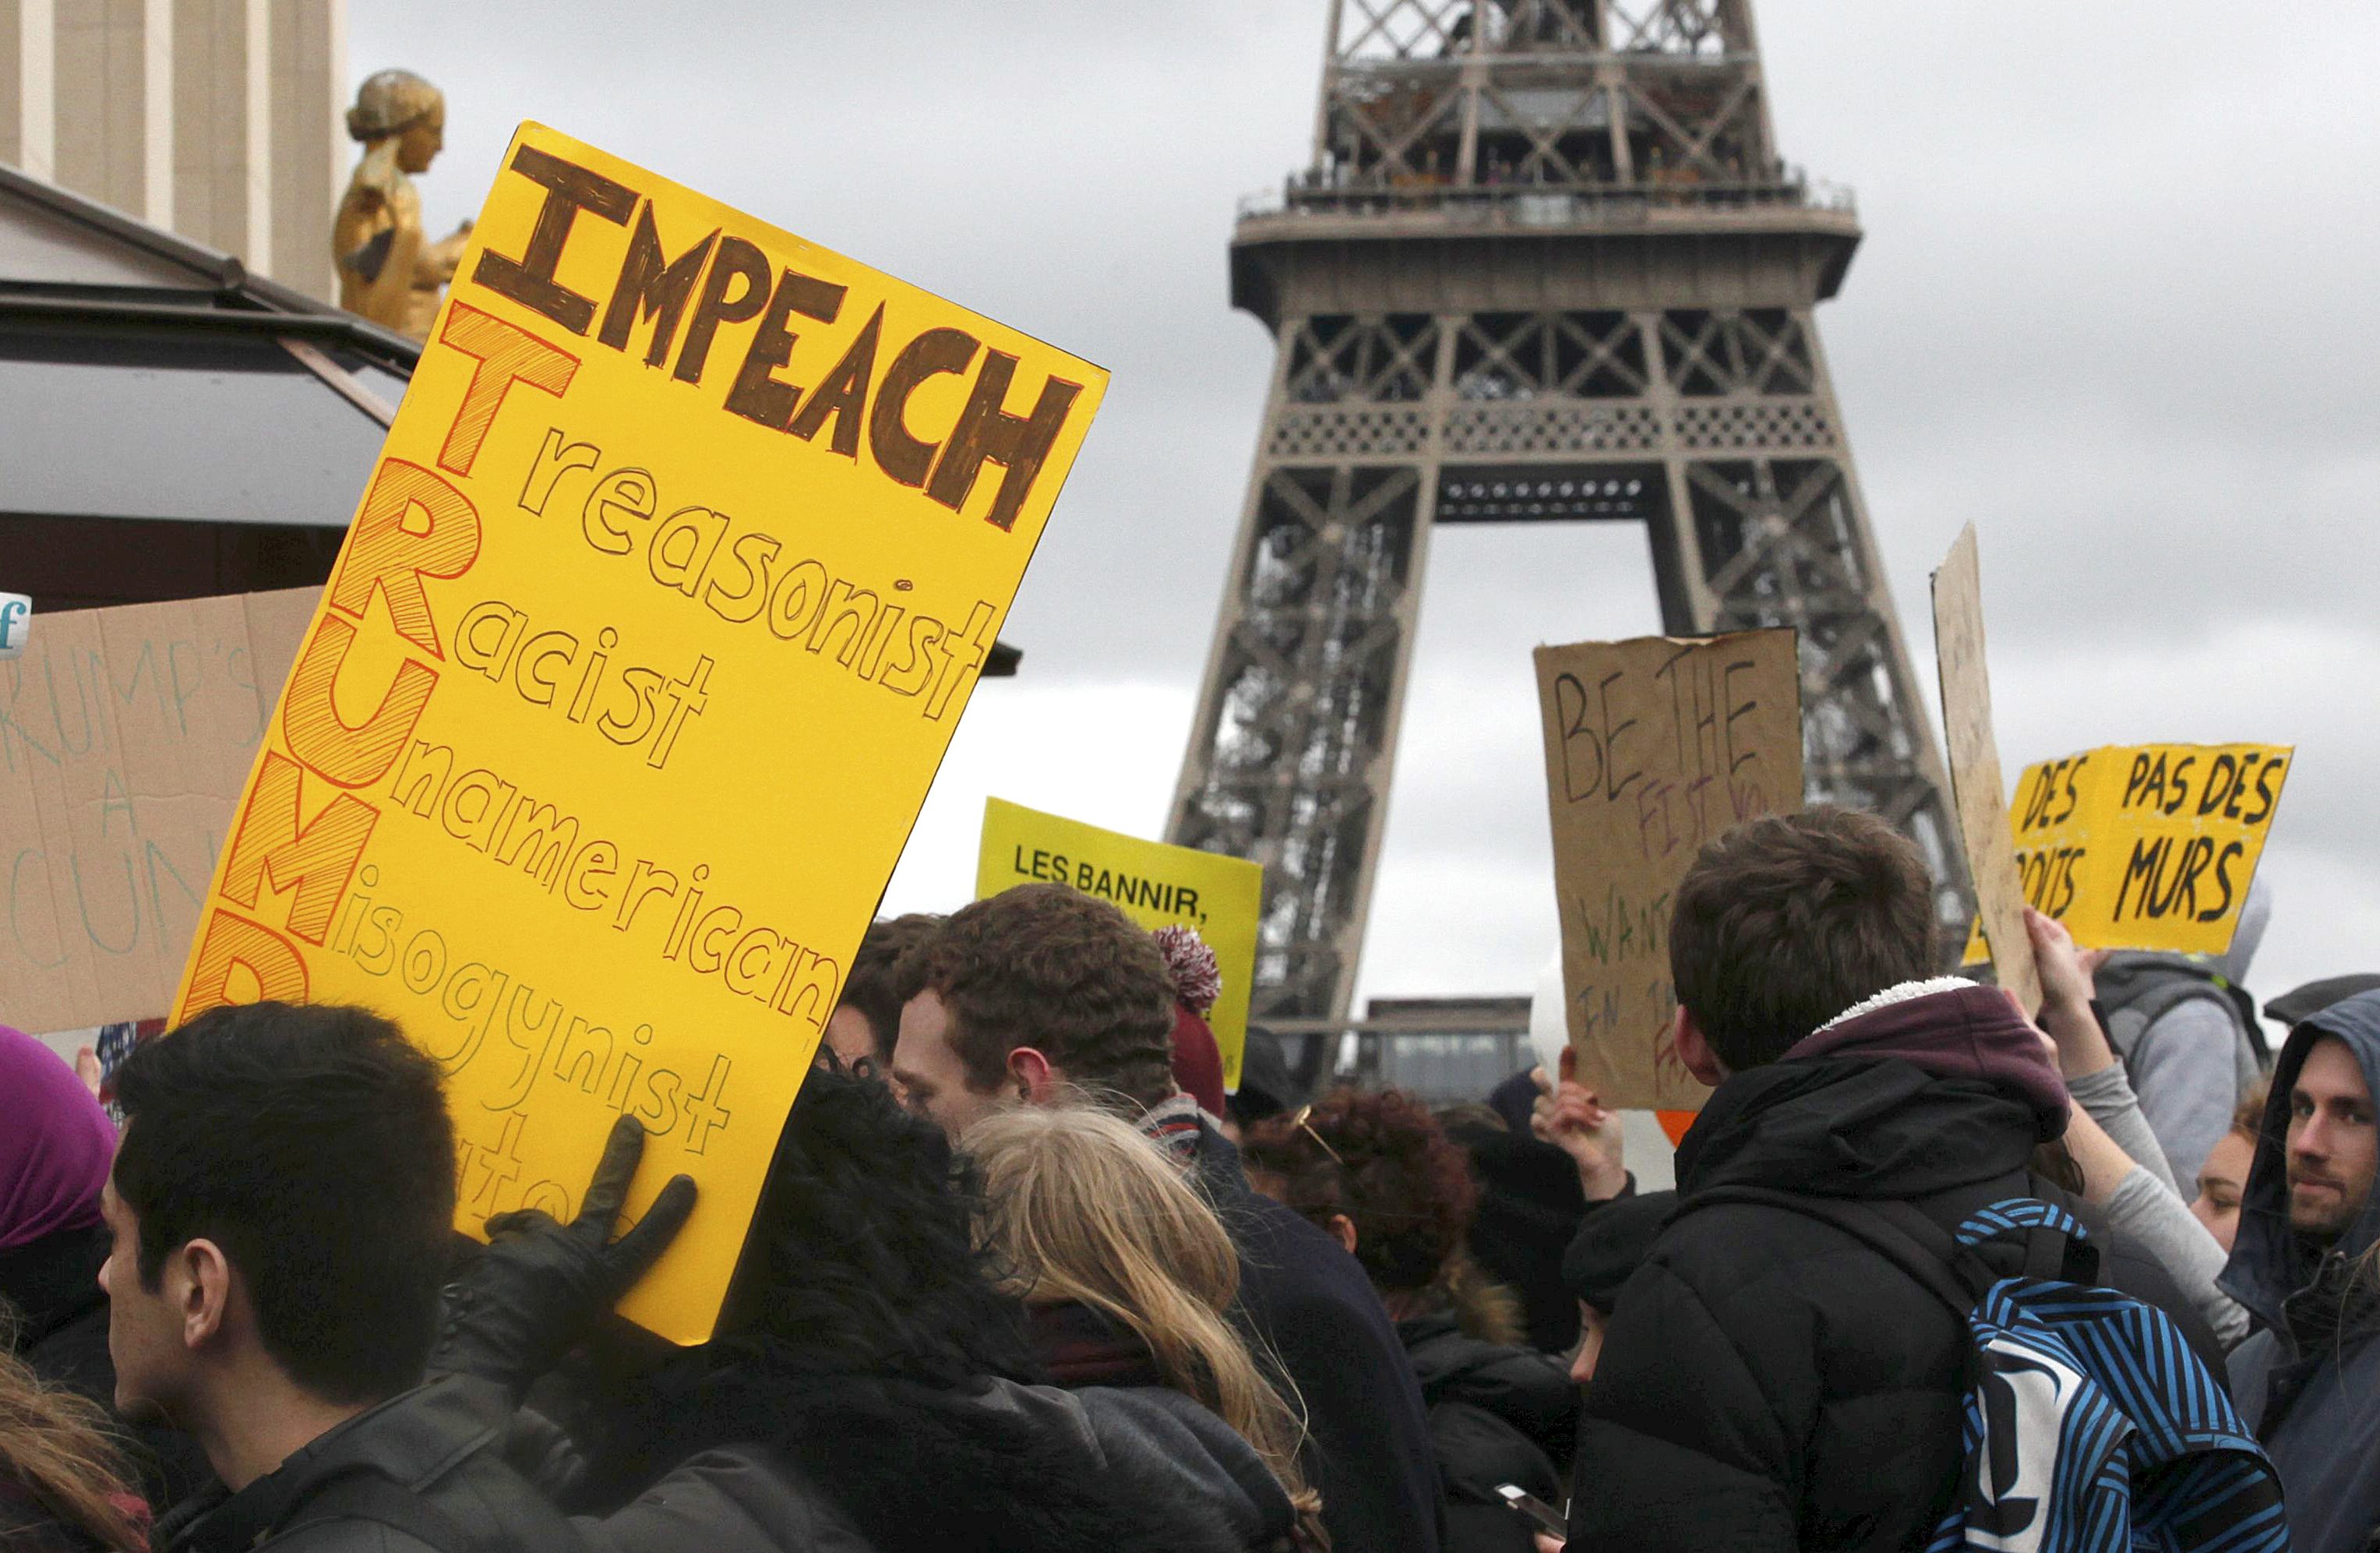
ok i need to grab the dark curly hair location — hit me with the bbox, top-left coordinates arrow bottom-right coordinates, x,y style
715,1065 -> 1039,1384
587,1067 -> 1044,1505
911,884 -> 1176,1111
1243,1086 -> 1476,1295
1670,805 -> 1940,1071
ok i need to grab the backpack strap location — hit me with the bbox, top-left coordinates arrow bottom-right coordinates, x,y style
277,1465 -> 475,1550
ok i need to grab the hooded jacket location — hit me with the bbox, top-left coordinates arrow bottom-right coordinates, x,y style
1566,982 -> 2216,1553
2097,877 -> 2272,1184
2220,992 -> 2380,1553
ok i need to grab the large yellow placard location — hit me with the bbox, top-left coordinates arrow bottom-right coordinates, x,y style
1962,743 -> 2291,963
974,798 -> 1264,1087
169,124 -> 1106,1342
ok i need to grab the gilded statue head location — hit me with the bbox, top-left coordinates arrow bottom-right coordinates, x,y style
347,69 -> 447,175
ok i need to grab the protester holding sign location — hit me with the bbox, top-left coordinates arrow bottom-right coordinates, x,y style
1564,808 -> 2254,1553
171,122 -> 1106,1346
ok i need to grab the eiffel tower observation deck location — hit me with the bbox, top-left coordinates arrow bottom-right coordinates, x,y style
1169,0 -> 1972,1023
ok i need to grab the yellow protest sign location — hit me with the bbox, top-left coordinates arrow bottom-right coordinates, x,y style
169,123 -> 1106,1343
1962,743 -> 2290,962
974,798 -> 1264,1087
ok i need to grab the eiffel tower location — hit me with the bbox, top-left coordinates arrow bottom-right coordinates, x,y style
1169,0 -> 1972,1022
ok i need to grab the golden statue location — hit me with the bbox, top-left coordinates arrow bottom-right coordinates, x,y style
333,69 -> 471,340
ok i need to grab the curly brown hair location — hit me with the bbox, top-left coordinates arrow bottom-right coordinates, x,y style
911,884 -> 1177,1111
1243,1086 -> 1477,1295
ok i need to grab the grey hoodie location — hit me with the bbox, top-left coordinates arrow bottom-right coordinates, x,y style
2098,876 -> 2272,1187
2219,990 -> 2380,1553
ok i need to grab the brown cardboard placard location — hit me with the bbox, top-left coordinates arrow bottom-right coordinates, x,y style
0,587 -> 317,1031
1534,629 -> 1803,1110
1930,524 -> 2040,1011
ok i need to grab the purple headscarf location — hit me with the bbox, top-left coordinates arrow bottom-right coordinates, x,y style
0,1025 -> 117,1249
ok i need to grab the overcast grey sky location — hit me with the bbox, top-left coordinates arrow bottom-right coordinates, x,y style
352,1 -> 2380,1019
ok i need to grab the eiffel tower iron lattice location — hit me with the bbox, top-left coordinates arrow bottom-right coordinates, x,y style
1168,0 -> 1973,1022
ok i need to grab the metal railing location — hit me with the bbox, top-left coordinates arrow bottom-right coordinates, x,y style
1267,1007 -> 1535,1105
1237,176 -> 1853,228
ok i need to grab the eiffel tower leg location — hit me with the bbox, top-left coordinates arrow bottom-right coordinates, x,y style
1641,306 -> 1972,928
1169,318 -> 1445,1021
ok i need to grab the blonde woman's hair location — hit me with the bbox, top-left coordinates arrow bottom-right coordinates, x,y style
967,1103 -> 1328,1548
0,1338 -> 146,1551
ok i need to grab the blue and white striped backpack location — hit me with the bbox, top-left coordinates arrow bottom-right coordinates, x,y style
1691,1190 -> 2289,1553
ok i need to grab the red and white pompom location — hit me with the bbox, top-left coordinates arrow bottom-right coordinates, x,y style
1153,923 -> 1222,1018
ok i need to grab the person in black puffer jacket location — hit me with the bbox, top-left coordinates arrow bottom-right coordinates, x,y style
1248,1088 -> 1574,1553
537,1068 -> 1230,1553
1567,809 -> 2228,1553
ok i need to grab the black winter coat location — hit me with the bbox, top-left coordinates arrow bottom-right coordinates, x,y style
152,1375 -> 581,1552
1400,1313 -> 1575,1553
570,1364 -> 1282,1553
1188,1117 -> 1447,1553
0,1223 -> 213,1510
2220,998 -> 2380,1553
1569,1043 -> 2223,1553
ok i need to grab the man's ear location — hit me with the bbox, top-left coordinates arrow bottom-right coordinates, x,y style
1007,1046 -> 1059,1104
178,1239 -> 236,1353
1327,1213 -> 1359,1257
1672,1007 -> 1728,1087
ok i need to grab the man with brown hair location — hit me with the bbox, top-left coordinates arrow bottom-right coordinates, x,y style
894,882 -> 1444,1553
819,913 -> 941,1082
1564,807 -> 2164,1553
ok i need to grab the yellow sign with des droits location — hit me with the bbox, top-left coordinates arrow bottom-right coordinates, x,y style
1964,742 -> 2291,964
169,123 -> 1106,1343
975,798 -> 1264,1087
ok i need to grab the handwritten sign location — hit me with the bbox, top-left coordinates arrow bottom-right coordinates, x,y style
168,124 -> 1107,1343
974,797 -> 1263,1086
1931,524 -> 2039,1011
1962,743 -> 2290,962
1533,630 -> 1802,1110
0,589 -> 316,1032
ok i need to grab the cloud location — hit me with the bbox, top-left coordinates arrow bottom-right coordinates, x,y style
347,0 -> 2380,1018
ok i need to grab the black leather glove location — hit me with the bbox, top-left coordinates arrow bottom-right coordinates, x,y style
432,1114 -> 697,1397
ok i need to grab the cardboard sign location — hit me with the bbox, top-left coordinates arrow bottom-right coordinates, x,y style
1931,524 -> 2040,1012
169,124 -> 1106,1343
1533,630 -> 1803,1111
0,588 -> 316,1031
1962,743 -> 2291,962
974,797 -> 1264,1087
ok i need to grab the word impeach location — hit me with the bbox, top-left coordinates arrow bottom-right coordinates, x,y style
975,798 -> 1263,1088
1963,743 -> 2291,962
171,123 -> 1105,1343
1535,630 -> 1802,1113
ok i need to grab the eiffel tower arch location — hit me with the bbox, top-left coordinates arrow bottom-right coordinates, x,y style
1169,0 -> 1973,1022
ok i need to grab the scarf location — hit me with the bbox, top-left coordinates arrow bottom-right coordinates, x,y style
1135,1091 -> 1206,1165
0,1026 -> 116,1250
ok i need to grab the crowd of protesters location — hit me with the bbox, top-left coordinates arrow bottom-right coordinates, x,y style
1,808 -> 2375,1551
